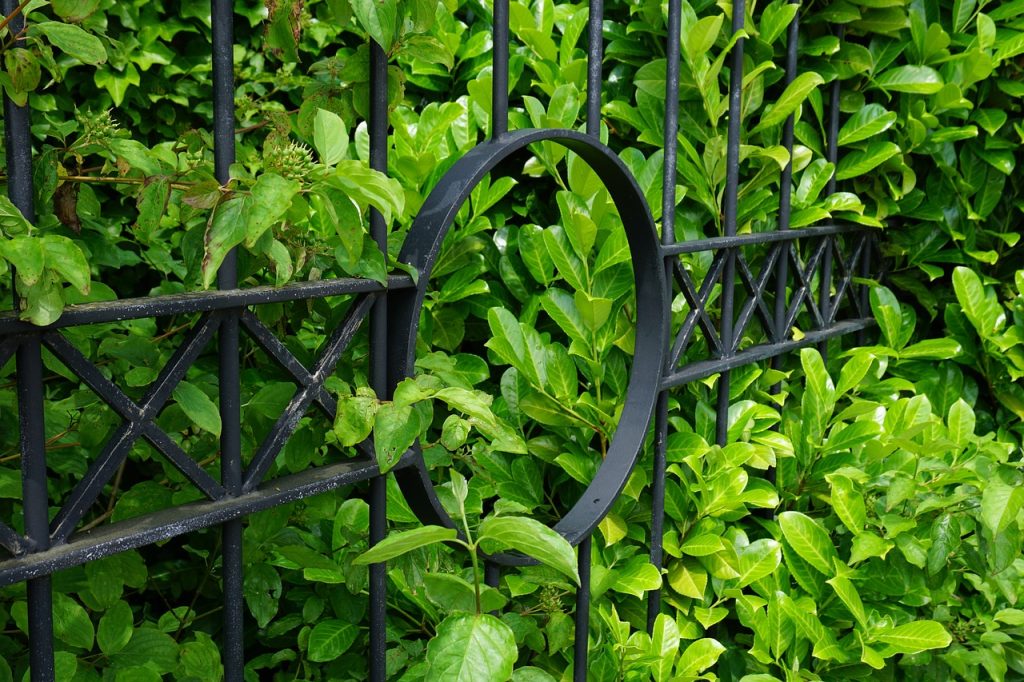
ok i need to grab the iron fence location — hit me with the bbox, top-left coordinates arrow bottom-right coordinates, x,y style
0,0 -> 877,679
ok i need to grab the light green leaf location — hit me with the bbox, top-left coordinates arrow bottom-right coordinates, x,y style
426,614 -> 517,681
308,619 -> 358,662
354,525 -> 457,565
173,381 -> 222,437
245,173 -> 300,247
826,572 -> 868,629
875,621 -> 952,654
478,516 -> 579,584
779,511 -> 838,576
980,481 -> 1024,534
947,399 -> 975,448
874,65 -> 943,93
754,72 -> 824,132
34,21 -> 106,63
313,109 -> 348,166
838,104 -> 897,146
350,0 -> 398,50
836,141 -> 901,181
828,474 -> 867,535
677,638 -> 725,676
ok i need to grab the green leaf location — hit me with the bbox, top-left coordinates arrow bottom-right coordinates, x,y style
779,511 -> 838,576
754,72 -> 824,132
334,392 -> 378,447
947,399 -> 975,448
875,621 -> 952,654
350,0 -> 398,51
827,570 -> 868,629
53,593 -> 94,650
952,266 -> 1004,338
426,614 -> 517,681
0,236 -> 44,286
111,628 -> 180,674
97,601 -> 133,655
828,474 -> 867,535
650,614 -> 679,682
180,632 -> 222,680
353,525 -> 457,564
52,0 -> 101,22
836,141 -> 901,181
478,516 -> 579,584
795,159 -> 835,208
838,104 -> 897,146
308,619 -> 358,662
735,539 -> 781,587
172,381 -> 222,437
313,109 -> 348,166
667,559 -> 708,599
677,638 -> 725,677
34,21 -> 106,63
981,481 -> 1024,535
373,401 -> 425,471
245,173 -> 300,247
202,195 -> 250,288
873,65 -> 943,94
328,161 -> 404,225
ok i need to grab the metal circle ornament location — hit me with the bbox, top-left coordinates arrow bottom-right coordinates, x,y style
387,128 -> 668,565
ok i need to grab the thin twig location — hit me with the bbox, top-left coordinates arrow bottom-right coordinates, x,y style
0,0 -> 34,36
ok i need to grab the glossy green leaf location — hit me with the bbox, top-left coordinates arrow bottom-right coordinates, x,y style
874,65 -> 943,93
426,614 -> 517,681
838,104 -> 897,146
353,525 -> 457,565
478,516 -> 579,584
754,72 -> 824,131
875,621 -> 952,654
308,619 -> 358,662
779,511 -> 839,576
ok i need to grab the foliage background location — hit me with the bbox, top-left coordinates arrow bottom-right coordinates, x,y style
0,0 -> 1023,679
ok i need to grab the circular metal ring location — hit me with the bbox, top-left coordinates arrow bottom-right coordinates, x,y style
387,128 -> 667,566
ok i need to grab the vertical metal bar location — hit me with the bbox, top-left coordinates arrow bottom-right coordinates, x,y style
857,237 -> 871,344
647,0 -> 681,632
771,2 -> 799,396
718,0 -> 745,446
368,37 -> 390,682
484,561 -> 500,588
2,3 -> 54,679
211,2 -> 244,679
492,0 -> 510,137
573,536 -> 592,682
18,339 -> 54,682
585,0 -> 604,137
819,25 -> 843,361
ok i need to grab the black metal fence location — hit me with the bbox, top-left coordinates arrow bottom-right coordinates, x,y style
0,0 -> 876,680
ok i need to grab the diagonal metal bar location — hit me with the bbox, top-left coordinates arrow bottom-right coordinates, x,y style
0,520 -> 27,556
141,426 -> 226,500
242,294 -> 377,491
239,310 -> 338,418
43,333 -> 142,422
732,246 -> 781,352
783,239 -> 827,333
49,314 -> 221,545
44,332 -> 225,500
0,338 -> 15,370
827,235 -> 867,324
669,253 -> 725,368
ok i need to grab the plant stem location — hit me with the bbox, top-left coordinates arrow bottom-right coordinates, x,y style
0,0 -> 33,36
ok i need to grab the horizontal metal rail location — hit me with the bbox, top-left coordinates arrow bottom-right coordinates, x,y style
0,274 -> 415,335
0,452 -> 416,587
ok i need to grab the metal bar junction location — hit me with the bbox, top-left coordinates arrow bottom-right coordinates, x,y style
0,0 -> 877,679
